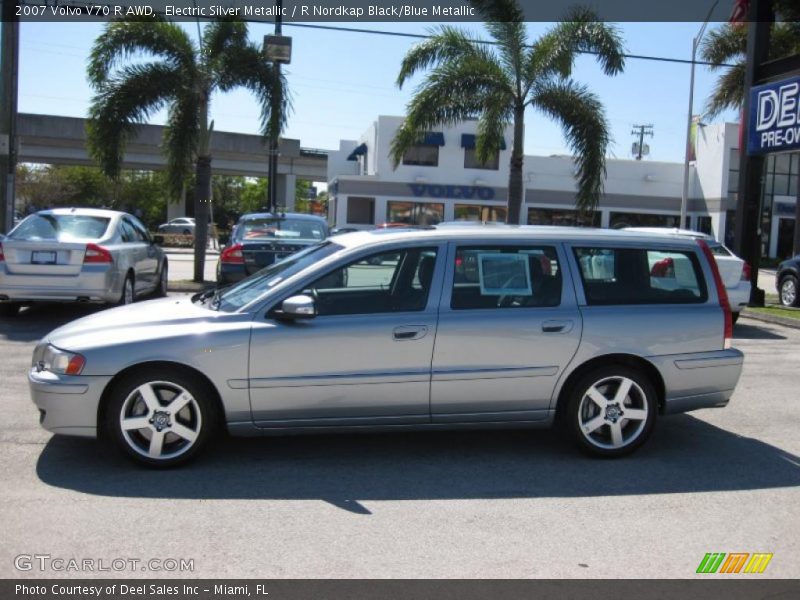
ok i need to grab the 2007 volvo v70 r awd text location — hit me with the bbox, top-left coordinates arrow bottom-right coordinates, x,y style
26,225 -> 744,467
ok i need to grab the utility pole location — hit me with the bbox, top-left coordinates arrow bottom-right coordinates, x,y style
631,124 -> 654,161
0,0 -> 19,234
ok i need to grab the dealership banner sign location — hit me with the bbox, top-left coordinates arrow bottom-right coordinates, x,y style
748,76 -> 800,155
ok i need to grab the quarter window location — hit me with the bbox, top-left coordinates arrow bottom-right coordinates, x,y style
451,246 -> 562,309
306,248 -> 438,316
574,247 -> 707,305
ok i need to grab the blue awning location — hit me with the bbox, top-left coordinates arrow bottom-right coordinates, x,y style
346,143 -> 367,161
461,133 -> 507,150
422,132 -> 445,146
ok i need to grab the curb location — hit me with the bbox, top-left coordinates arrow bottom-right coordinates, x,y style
739,310 -> 800,330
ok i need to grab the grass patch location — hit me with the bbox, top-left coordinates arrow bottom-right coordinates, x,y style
746,306 -> 800,320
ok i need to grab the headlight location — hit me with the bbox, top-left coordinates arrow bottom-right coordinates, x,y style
36,345 -> 85,375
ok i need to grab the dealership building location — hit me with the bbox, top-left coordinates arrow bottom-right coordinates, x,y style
327,115 -> 799,259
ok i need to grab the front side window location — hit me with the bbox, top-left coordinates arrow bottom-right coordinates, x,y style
574,247 -> 707,305
304,247 -> 439,316
451,246 -> 562,309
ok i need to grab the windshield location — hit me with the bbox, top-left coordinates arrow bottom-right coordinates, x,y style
215,241 -> 343,312
10,214 -> 111,241
236,217 -> 327,242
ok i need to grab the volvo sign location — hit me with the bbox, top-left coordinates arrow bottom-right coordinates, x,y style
748,75 -> 800,155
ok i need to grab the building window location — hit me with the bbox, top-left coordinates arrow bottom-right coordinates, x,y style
609,211 -> 680,229
346,196 -> 375,224
464,148 -> 499,170
386,201 -> 444,226
695,216 -> 713,235
402,145 -> 439,167
528,208 -> 600,227
454,204 -> 507,222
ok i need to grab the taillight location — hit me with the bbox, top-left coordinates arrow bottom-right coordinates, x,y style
0,242 -> 4,262
83,243 -> 113,263
220,243 -> 244,264
698,240 -> 733,349
741,262 -> 751,282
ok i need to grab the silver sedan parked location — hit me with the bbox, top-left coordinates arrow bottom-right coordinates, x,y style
0,208 -> 168,316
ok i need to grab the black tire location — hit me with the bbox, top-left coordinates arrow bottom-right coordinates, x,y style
155,260 -> 168,297
103,367 -> 218,468
562,365 -> 657,458
731,312 -> 740,325
117,273 -> 135,306
0,302 -> 21,317
779,275 -> 799,307
183,229 -> 191,235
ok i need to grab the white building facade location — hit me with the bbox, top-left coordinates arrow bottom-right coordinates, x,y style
327,116 -> 799,259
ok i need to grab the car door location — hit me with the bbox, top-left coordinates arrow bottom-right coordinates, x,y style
248,243 -> 445,427
125,216 -> 158,290
430,241 -> 582,423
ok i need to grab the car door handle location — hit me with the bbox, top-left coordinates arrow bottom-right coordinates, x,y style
393,326 -> 428,341
541,320 -> 574,333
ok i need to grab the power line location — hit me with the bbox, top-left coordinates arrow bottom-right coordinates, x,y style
19,0 -> 737,68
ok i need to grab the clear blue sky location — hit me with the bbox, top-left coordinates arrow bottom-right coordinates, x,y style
18,20 -> 740,165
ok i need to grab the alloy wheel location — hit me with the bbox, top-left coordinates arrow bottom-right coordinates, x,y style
577,375 -> 649,450
781,278 -> 797,307
119,381 -> 202,461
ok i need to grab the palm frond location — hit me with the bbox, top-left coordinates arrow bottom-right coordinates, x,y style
527,6 -> 625,84
469,0 -> 524,22
531,80 -> 610,213
87,62 -> 181,180
703,63 -> 745,119
699,24 -> 746,70
396,26 -> 486,88
475,93 -> 512,163
390,56 -> 512,166
202,17 -> 248,71
88,17 -> 195,86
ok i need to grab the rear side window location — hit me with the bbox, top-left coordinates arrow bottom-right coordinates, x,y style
574,247 -> 707,305
451,246 -> 562,309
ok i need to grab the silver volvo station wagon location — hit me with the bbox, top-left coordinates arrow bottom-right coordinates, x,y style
29,226 -> 744,467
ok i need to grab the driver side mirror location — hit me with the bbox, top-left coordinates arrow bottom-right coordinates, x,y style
276,294 -> 317,320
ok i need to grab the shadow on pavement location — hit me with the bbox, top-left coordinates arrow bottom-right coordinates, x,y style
733,322 -> 788,340
36,415 -> 800,514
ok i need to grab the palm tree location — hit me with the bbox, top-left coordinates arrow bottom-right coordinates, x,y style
699,1 -> 800,119
391,0 -> 625,224
87,16 -> 288,282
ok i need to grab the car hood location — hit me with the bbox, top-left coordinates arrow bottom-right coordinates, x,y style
44,297 -> 243,351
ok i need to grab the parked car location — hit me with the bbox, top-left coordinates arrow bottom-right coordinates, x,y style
776,255 -> 800,307
624,228 -> 750,323
157,217 -> 196,235
217,212 -> 329,285
0,208 -> 167,316
29,225 -> 743,467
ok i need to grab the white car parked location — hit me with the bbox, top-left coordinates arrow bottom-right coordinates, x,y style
624,228 -> 750,323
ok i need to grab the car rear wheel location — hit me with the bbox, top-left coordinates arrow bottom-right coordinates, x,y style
563,366 -> 657,458
105,369 -> 217,468
118,274 -> 135,306
155,261 -> 168,297
779,275 -> 799,307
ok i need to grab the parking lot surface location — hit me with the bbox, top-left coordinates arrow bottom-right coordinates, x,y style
0,300 -> 798,578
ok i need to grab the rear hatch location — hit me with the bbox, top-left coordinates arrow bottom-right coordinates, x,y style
241,240 -> 315,275
2,240 -> 89,277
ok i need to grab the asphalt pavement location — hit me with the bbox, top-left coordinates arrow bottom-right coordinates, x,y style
0,302 -> 798,578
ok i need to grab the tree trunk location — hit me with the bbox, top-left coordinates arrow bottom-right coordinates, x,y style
507,105 -> 526,225
193,94 -> 211,283
193,155 -> 211,283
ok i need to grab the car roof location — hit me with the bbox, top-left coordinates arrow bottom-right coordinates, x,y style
33,207 -> 126,219
330,224 -> 707,249
623,227 -> 715,241
240,212 -> 327,222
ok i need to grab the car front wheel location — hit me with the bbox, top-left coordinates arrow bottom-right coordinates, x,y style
563,366 -> 657,458
105,369 -> 217,467
779,275 -> 799,307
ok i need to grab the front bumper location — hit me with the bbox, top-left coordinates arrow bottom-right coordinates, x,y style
29,368 -> 112,438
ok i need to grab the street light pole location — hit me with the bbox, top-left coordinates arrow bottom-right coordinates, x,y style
680,0 -> 718,231
268,0 -> 283,213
